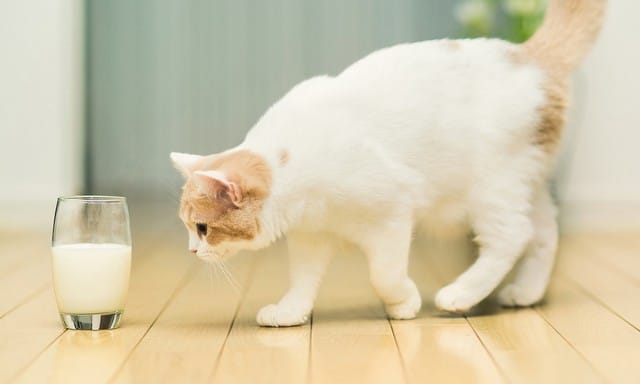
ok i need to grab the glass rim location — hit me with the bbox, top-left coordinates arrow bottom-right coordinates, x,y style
57,195 -> 126,203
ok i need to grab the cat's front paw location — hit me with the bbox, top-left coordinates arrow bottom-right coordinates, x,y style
256,304 -> 310,327
385,283 -> 422,320
496,283 -> 544,307
435,283 -> 478,313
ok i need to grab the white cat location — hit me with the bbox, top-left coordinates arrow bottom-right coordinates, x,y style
171,0 -> 606,327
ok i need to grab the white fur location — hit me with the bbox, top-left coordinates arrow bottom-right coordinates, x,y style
204,39 -> 560,326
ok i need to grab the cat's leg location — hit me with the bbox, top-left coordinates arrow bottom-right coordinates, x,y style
257,232 -> 332,327
360,216 -> 421,320
497,187 -> 558,306
435,185 -> 534,313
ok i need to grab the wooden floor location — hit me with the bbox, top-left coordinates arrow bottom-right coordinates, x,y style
1,203 -> 640,384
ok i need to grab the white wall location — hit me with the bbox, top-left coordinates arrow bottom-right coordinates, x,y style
0,0 -> 84,229
556,0 -> 640,232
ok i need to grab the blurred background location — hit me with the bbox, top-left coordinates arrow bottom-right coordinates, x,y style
1,0 -> 639,232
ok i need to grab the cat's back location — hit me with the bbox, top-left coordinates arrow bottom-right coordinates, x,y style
241,37 -> 552,217
245,38 -> 546,170
339,38 -> 522,84
332,38 -> 546,155
247,38 -> 544,145
336,38 -> 545,115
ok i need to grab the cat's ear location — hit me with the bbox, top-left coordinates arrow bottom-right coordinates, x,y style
170,152 -> 203,178
193,170 -> 243,207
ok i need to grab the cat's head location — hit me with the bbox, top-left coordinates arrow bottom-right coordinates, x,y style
170,150 -> 272,262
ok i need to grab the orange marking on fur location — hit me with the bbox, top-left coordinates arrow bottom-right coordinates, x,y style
535,80 -> 568,153
442,39 -> 461,51
508,47 -> 569,154
278,149 -> 290,167
178,150 -> 272,245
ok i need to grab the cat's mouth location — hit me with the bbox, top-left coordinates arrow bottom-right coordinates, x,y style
196,249 -> 229,262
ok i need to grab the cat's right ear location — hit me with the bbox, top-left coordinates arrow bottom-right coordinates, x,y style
170,152 -> 203,179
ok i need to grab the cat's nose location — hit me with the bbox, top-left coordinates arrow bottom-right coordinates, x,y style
189,248 -> 197,254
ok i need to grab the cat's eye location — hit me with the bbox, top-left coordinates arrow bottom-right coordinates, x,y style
196,223 -> 207,237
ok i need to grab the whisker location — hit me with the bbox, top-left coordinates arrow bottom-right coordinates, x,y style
206,262 -> 215,289
220,258 -> 241,285
217,259 -> 241,294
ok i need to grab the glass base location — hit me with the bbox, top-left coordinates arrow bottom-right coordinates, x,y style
60,311 -> 122,330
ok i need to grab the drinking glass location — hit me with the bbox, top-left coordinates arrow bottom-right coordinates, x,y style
51,196 -> 132,330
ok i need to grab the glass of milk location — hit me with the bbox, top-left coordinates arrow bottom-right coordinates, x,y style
51,196 -> 132,330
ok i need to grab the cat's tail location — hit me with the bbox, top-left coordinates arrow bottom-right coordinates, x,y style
524,0 -> 606,75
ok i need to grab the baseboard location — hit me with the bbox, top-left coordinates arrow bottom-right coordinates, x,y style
0,199 -> 56,234
559,202 -> 640,233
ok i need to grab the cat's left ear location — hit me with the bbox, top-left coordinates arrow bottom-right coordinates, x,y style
193,170 -> 243,207
170,152 -> 203,178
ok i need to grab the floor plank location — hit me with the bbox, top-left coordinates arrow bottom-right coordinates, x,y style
469,309 -> 604,384
0,287 -> 63,383
558,237 -> 640,330
112,253 -> 253,384
0,234 -> 51,318
0,232 -> 48,278
0,233 -> 63,383
393,315 -> 506,384
576,233 -> 640,284
1,201 -> 176,382
423,237 -> 604,384
537,244 -> 640,384
213,242 -> 310,384
14,231 -> 194,384
2,211 -> 640,383
310,249 -> 406,384
392,241 -> 506,384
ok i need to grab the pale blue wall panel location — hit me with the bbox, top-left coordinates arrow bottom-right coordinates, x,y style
87,0 -> 457,197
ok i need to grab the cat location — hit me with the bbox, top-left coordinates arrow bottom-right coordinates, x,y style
171,0 -> 606,327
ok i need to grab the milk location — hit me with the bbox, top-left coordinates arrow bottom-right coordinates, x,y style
52,243 -> 131,314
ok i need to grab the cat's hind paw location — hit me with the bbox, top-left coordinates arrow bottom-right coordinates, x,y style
385,283 -> 422,320
256,304 -> 310,327
496,283 -> 544,307
435,283 -> 478,313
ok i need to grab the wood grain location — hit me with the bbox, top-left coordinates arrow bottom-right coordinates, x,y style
423,236 -> 604,384
112,254 -> 253,384
392,240 -> 505,384
310,250 -> 406,384
558,236 -> 640,329
213,241 -> 309,384
0,233 -> 51,318
14,230 -> 194,384
2,220 -> 640,384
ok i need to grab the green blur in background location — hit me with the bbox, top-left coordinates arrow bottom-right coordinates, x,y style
455,0 -> 546,42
